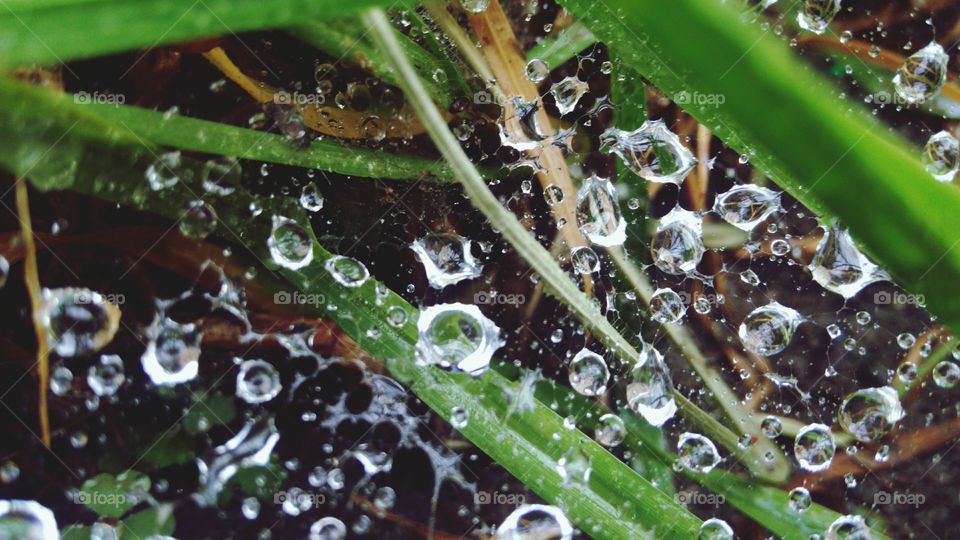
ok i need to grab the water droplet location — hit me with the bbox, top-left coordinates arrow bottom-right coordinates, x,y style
241,497 -> 260,520
839,30 -> 853,43
893,41 -> 948,104
922,130 -> 959,182
677,432 -> 721,473
770,239 -> 790,256
450,406 -> 469,429
838,386 -> 904,442
496,504 -> 573,540
626,345 -> 677,426
525,58 -> 549,83
698,518 -> 734,540
410,232 -> 482,288
576,175 -> 626,247
788,487 -> 812,512
543,184 -> 565,206
738,302 -> 802,356
141,317 -> 201,386
40,288 -> 120,357
416,303 -> 503,376
594,413 -> 626,447
570,246 -> 600,274
0,255 -> 8,288
87,354 -> 125,397
145,151 -> 186,191
458,0 -> 490,14
236,359 -> 282,404
713,184 -> 781,231
797,0 -> 841,34
897,362 -> 918,383
761,416 -> 783,438
300,182 -> 324,212
50,366 -> 73,396
794,423 -> 836,472
568,348 -> 610,396
0,500 -> 58,540
827,324 -> 842,339
551,76 -> 589,115
897,332 -> 916,349
180,200 -> 218,239
604,120 -> 697,184
826,515 -> 870,540
809,224 -> 888,298
325,255 -> 370,288
386,306 -> 409,328
650,207 -> 704,275
268,216 -> 314,270
933,360 -> 960,388
649,287 -> 685,324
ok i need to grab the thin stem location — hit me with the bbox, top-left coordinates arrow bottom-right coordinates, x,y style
15,178 -> 50,447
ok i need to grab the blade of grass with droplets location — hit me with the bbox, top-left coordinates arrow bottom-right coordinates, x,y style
0,75 -> 701,540
527,366 -> 892,540
525,21 -> 596,69
0,0 -> 410,67
364,5 -> 788,483
558,0 -> 960,334
82,101 -> 454,181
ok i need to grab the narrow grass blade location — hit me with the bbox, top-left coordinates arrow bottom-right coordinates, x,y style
559,0 -> 960,334
525,21 -> 595,68
0,0 -> 409,67
81,101 -> 454,181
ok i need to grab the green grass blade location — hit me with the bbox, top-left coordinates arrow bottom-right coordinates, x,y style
82,101 -> 453,181
525,21 -> 595,68
0,74 -> 701,540
559,0 -> 960,334
0,0 -> 408,67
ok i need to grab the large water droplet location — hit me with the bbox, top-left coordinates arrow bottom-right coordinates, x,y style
677,432 -> 721,473
410,232 -> 482,288
299,182 -> 324,212
893,41 -> 948,104
570,246 -> 600,274
838,386 -> 904,442
794,423 -> 836,472
603,120 -> 697,184
713,184 -> 781,231
796,0 -> 841,34
268,216 -> 314,270
325,255 -> 370,288
416,303 -> 503,376
551,76 -> 589,115
87,354 -> 125,397
40,288 -> 121,357
649,287 -> 686,324
236,359 -> 282,404
788,487 -> 812,513
698,518 -> 734,540
626,345 -> 677,426
568,348 -> 610,396
459,0 -> 490,14
495,504 -> 573,540
922,130 -> 959,182
738,302 -> 802,356
826,514 -> 871,540
0,500 -> 58,540
809,224 -> 888,298
141,317 -> 201,386
594,413 -> 626,447
524,58 -> 549,83
576,175 -> 626,247
650,208 -> 704,275
145,151 -> 187,191
310,516 -> 347,540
